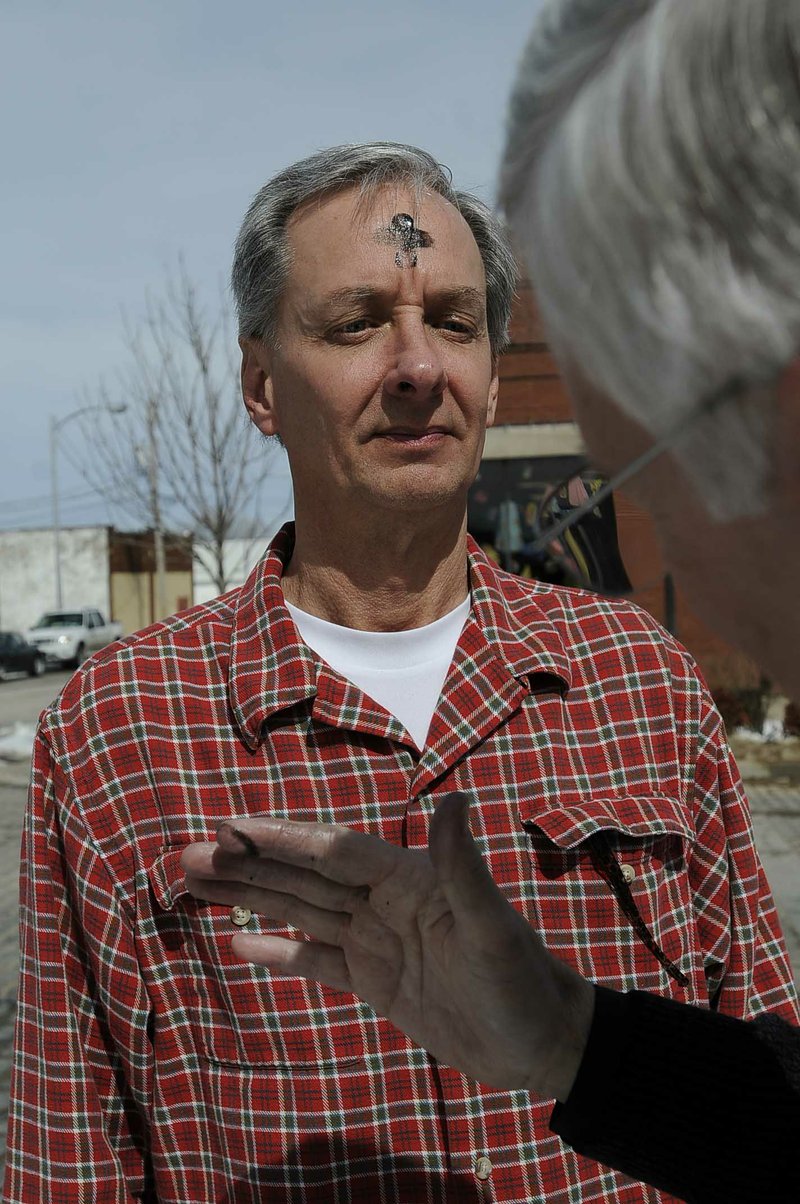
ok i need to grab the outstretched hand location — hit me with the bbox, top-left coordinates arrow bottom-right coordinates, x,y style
181,793 -> 594,1100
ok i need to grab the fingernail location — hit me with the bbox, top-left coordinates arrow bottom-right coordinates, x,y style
218,823 -> 259,856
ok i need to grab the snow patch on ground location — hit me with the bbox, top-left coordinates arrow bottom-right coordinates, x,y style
0,723 -> 36,762
733,724 -> 799,744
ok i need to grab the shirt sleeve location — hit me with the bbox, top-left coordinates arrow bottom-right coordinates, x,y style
3,726 -> 153,1203
550,985 -> 800,1203
689,694 -> 799,1022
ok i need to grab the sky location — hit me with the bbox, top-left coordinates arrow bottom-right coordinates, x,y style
1,0 -> 543,535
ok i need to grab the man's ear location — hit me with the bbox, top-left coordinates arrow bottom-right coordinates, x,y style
486,362 -> 500,429
240,337 -> 280,437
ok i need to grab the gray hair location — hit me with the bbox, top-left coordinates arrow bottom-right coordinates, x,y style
501,0 -> 800,519
232,142 -> 518,358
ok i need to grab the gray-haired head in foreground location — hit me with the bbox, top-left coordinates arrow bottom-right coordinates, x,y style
232,142 -> 518,358
500,0 -> 800,519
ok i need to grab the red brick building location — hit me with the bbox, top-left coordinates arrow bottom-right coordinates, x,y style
476,276 -> 761,694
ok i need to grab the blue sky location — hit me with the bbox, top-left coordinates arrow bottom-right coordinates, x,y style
1,0 -> 542,532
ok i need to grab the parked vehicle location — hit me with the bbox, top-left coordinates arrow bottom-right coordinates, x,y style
25,608 -> 123,669
0,631 -> 45,680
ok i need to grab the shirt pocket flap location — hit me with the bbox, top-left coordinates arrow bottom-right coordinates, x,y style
145,843 -> 367,1070
148,845 -> 189,910
517,794 -> 699,996
518,793 -> 696,850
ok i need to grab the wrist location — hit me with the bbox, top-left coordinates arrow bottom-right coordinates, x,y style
532,964 -> 595,1102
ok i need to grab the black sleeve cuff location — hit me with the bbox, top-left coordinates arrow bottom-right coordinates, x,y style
549,986 -> 800,1203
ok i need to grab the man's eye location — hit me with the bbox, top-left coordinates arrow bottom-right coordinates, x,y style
438,318 -> 475,336
336,319 -> 372,335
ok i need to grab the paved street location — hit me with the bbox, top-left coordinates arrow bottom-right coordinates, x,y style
0,669 -> 799,1175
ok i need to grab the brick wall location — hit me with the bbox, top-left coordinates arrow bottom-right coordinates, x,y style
496,276 -> 573,426
495,278 -> 761,693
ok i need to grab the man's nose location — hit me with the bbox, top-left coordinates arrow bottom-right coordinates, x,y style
383,325 -> 448,402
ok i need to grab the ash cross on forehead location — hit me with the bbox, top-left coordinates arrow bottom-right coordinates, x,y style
375,213 -> 434,268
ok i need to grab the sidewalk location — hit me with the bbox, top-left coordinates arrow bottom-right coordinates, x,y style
748,784 -> 800,976
0,755 -> 30,1003
0,774 -> 25,1180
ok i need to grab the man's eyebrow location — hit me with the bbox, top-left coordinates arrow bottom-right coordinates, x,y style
429,286 -> 487,314
313,287 -> 386,313
311,285 -> 487,314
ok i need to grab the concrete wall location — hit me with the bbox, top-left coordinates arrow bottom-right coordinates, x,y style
111,569 -> 194,635
107,530 -> 194,632
0,527 -> 110,632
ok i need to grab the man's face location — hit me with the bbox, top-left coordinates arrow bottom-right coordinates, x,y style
241,185 -> 499,525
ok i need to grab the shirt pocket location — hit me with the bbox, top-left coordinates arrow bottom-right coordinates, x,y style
147,845 -> 367,1069
517,794 -> 705,1000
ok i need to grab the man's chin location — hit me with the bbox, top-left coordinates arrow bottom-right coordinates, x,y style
360,473 -> 472,519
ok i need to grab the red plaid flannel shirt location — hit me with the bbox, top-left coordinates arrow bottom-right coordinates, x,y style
5,526 -> 797,1203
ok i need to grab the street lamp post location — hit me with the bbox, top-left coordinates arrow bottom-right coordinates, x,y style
145,395 -> 168,622
49,404 -> 127,608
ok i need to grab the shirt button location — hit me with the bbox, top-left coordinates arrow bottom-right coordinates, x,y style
230,906 -> 252,927
474,1155 -> 492,1180
620,864 -> 636,885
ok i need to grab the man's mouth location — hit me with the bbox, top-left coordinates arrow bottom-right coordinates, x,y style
377,426 -> 450,445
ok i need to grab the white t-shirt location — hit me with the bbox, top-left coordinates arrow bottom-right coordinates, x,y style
286,596 -> 471,751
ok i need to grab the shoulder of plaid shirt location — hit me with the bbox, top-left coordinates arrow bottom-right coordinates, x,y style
5,522 -> 798,1204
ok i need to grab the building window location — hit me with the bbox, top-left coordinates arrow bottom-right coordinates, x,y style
468,456 -> 631,595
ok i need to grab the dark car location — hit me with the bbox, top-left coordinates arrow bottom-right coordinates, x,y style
0,631 -> 45,680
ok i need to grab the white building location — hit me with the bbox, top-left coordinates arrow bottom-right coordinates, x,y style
192,534 -> 275,606
0,526 -> 112,633
0,522 -> 287,636
0,526 -> 196,637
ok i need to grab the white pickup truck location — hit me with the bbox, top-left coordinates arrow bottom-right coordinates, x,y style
26,608 -> 123,669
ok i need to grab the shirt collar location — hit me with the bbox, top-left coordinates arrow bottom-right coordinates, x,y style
229,524 -> 317,749
464,534 -> 573,692
229,523 -> 571,749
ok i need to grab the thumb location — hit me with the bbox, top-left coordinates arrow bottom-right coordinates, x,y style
429,793 -> 516,937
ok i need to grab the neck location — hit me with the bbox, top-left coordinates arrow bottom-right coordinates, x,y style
282,506 -> 470,631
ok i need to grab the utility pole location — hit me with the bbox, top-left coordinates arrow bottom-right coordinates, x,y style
50,403 -> 126,608
146,395 -> 168,621
49,415 -> 63,607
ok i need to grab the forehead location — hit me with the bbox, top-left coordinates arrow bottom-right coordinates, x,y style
283,184 -> 487,297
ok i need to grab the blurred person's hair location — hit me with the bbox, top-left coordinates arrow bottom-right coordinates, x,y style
500,0 -> 800,519
232,142 -> 518,358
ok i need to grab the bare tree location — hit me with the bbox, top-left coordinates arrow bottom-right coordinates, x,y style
74,262 -> 289,595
